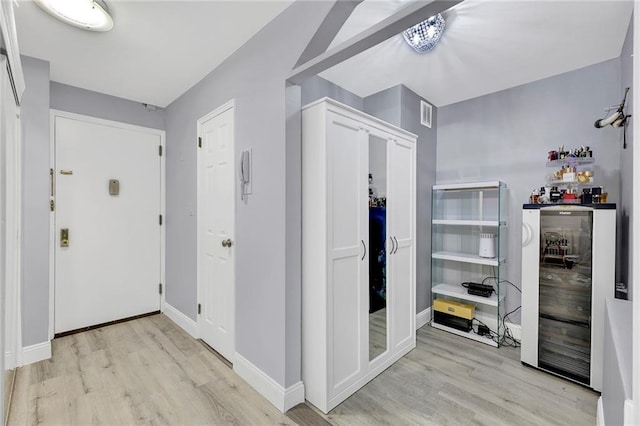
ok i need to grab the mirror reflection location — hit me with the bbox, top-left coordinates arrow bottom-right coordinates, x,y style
369,135 -> 387,361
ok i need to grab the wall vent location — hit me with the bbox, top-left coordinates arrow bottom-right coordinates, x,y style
420,100 -> 433,128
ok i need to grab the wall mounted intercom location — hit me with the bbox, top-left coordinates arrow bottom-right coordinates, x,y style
240,149 -> 252,200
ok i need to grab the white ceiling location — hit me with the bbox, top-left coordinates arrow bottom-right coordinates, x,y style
15,0 -> 294,107
320,0 -> 634,107
14,1 -> 634,109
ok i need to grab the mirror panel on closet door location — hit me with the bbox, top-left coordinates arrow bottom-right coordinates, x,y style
368,134 -> 388,361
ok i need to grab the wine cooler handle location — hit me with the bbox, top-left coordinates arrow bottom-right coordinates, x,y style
522,222 -> 533,247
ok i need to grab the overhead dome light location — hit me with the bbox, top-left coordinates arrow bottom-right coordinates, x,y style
403,14 -> 445,53
34,0 -> 114,32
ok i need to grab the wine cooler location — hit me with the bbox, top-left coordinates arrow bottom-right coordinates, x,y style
520,204 -> 616,391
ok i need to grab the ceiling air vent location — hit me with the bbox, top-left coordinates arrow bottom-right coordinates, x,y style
420,100 -> 433,128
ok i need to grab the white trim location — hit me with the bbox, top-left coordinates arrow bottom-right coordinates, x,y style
505,322 -> 522,342
632,6 -> 640,424
624,399 -> 634,425
596,397 -> 604,426
233,353 -> 304,413
416,307 -> 431,330
20,341 -> 51,366
162,303 -> 199,339
49,109 -> 166,338
3,62 -> 22,371
196,99 -> 236,361
48,110 -> 55,340
284,382 -> 305,413
159,122 -> 166,314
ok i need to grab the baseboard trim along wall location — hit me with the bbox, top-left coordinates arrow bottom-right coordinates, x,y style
234,353 -> 305,413
163,302 -> 199,339
21,341 -> 51,366
416,307 -> 431,330
596,397 -> 604,426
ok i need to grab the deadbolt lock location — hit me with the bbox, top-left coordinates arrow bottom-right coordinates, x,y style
60,228 -> 69,247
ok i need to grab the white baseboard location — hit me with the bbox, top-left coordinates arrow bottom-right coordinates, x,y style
416,307 -> 431,330
20,341 -> 51,366
505,322 -> 521,341
163,302 -> 199,339
234,353 -> 304,413
623,399 -> 633,425
597,396 -> 604,426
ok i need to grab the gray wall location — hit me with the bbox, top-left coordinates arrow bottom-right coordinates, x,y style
301,75 -> 363,110
364,85 -> 401,125
438,59 -> 622,323
164,1 -> 335,388
399,86 -> 437,314
21,56 -> 50,346
363,85 -> 438,314
619,15 -> 633,300
50,82 -> 165,130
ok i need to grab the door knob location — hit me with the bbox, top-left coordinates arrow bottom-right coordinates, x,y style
221,238 -> 233,248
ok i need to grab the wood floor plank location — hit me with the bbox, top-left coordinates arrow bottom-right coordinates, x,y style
7,316 -> 598,426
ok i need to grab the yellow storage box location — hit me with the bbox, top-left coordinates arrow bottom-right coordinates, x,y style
433,298 -> 475,320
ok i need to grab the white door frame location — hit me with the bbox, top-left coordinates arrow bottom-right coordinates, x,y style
196,99 -> 236,356
2,55 -> 22,370
48,110 -> 166,339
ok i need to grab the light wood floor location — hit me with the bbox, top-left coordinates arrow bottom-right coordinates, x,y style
323,325 -> 598,425
7,315 -> 294,425
7,314 -> 598,425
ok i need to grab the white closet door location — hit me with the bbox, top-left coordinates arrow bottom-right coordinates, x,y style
388,137 -> 415,352
326,111 -> 368,398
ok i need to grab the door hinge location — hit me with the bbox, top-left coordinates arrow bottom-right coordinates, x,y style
159,283 -> 163,295
198,137 -> 202,148
50,199 -> 55,212
198,303 -> 201,315
159,145 -> 163,156
159,214 -> 163,225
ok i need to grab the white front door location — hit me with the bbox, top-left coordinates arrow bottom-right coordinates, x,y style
54,113 -> 162,334
197,102 -> 235,362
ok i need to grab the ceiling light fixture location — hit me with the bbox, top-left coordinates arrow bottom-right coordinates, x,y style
34,0 -> 114,32
403,14 -> 445,53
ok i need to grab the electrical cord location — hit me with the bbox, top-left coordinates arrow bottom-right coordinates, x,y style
458,268 -> 523,347
470,305 -> 522,348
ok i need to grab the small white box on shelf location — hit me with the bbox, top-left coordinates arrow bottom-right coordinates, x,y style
479,233 -> 496,258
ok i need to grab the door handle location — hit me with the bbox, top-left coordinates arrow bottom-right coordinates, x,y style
221,238 -> 233,248
361,240 -> 366,260
60,228 -> 69,247
522,223 -> 533,246
392,236 -> 398,254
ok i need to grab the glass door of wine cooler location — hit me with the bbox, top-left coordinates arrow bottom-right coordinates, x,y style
538,209 -> 593,384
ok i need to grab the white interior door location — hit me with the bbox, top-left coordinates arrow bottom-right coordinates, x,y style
54,114 -> 162,334
326,111 -> 367,398
198,103 -> 235,363
388,137 -> 415,352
